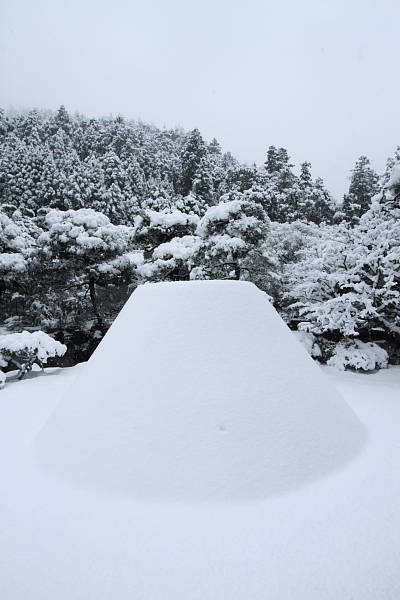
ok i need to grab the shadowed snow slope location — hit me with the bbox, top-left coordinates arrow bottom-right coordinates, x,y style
34,281 -> 366,501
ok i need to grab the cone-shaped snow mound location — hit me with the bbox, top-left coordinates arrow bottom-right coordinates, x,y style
35,281 -> 366,501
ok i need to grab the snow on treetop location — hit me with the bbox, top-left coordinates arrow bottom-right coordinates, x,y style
201,199 -> 240,222
196,198 -> 268,242
385,161 -> 400,190
39,208 -> 133,256
196,199 -> 244,234
152,235 -> 200,261
0,330 -> 66,363
0,253 -> 27,272
45,208 -> 111,229
135,209 -> 199,232
0,212 -> 37,254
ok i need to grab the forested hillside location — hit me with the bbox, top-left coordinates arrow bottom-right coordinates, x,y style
0,106 -> 399,370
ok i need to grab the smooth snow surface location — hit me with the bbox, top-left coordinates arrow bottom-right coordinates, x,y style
1,363 -> 399,600
35,281 -> 365,501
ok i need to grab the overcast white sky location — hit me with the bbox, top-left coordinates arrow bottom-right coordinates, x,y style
0,0 -> 398,199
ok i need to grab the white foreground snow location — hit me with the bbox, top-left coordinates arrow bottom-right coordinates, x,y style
0,282 -> 399,599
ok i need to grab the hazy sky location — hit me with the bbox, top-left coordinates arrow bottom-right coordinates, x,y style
1,0 -> 398,199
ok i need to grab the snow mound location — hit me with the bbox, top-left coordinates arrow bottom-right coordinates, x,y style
34,281 -> 366,501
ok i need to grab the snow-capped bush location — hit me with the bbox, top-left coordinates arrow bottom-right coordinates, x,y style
327,339 -> 388,372
39,208 -> 134,257
293,330 -> 321,358
0,370 -> 5,389
0,330 -> 67,381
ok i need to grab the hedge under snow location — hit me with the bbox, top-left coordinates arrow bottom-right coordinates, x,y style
327,339 -> 388,372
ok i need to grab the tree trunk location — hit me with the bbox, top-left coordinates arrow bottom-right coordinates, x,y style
232,253 -> 241,280
89,276 -> 106,336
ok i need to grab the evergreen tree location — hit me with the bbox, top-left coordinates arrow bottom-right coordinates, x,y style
53,105 -> 73,138
0,208 -> 42,329
192,197 -> 269,280
0,108 -> 10,138
261,147 -> 298,222
265,146 -> 292,174
306,177 -> 335,224
223,165 -> 259,193
341,156 -> 380,225
180,129 -> 208,196
37,208 -> 135,334
133,209 -> 199,281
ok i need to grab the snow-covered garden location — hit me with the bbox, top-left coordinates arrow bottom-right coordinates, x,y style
0,108 -> 399,599
1,110 -> 399,372
0,281 -> 399,599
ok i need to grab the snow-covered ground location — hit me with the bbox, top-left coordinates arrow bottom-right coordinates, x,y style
1,364 -> 399,599
0,282 -> 399,600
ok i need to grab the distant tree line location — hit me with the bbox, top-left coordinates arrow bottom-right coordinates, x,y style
0,106 -> 399,369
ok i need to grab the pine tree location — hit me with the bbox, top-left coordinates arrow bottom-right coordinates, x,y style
261,147 -> 298,222
192,197 -> 269,280
223,165 -> 259,193
0,108 -> 10,138
306,177 -> 335,224
180,129 -> 208,196
53,105 -> 73,138
37,208 -> 135,334
341,156 -> 380,225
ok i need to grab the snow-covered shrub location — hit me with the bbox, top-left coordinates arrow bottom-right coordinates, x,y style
0,330 -> 67,381
293,330 -> 321,358
0,370 -> 5,389
327,339 -> 388,372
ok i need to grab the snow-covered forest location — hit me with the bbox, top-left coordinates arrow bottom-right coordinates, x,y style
0,106 -> 399,371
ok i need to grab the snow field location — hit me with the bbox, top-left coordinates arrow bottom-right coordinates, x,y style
0,363 -> 399,599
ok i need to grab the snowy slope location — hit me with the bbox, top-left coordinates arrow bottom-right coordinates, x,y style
0,282 -> 399,600
34,281 -> 365,501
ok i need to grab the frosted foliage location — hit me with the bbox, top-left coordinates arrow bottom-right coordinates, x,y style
133,209 -> 199,240
203,234 -> 246,255
152,235 -> 199,261
385,161 -> 400,191
0,370 -> 5,389
0,331 -> 67,381
96,254 -> 136,276
35,281 -> 365,502
137,235 -> 199,279
298,293 -> 379,337
0,252 -> 27,272
197,198 -> 267,243
133,209 -> 200,280
0,330 -> 66,361
288,207 -> 400,337
145,209 -> 199,230
189,199 -> 269,280
39,209 -> 133,256
293,330 -> 321,357
0,211 -> 38,273
327,340 -> 388,372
